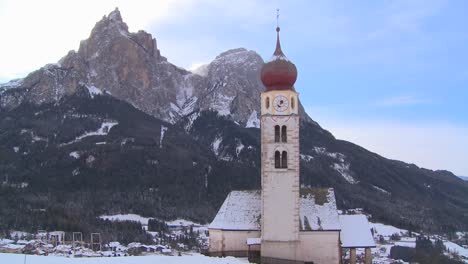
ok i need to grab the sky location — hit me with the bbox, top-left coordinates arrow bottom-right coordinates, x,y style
0,0 -> 467,175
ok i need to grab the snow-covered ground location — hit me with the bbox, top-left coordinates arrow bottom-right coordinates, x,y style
3,213 -> 466,263
368,221 -> 468,263
0,253 -> 248,264
99,214 -> 152,226
60,122 -> 118,146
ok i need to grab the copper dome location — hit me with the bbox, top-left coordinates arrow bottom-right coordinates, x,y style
261,27 -> 297,91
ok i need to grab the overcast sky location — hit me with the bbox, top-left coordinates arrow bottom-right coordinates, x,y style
1,0 -> 467,175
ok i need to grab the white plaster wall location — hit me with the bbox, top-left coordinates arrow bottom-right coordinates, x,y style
208,229 -> 260,253
299,231 -> 341,264
261,113 -> 300,242
208,229 -> 223,253
261,240 -> 301,261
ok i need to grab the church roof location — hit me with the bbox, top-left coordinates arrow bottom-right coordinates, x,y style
209,188 -> 341,231
300,188 -> 341,231
339,215 -> 376,248
209,190 -> 261,231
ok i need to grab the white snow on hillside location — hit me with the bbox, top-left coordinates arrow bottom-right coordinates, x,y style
184,112 -> 200,132
0,78 -> 23,92
100,214 -> 205,231
0,253 -> 248,264
100,214 -> 152,226
235,141 -> 244,156
444,241 -> 468,259
212,136 -> 222,156
372,185 -> 390,195
300,154 -> 314,162
86,85 -> 103,98
245,111 -> 260,128
212,94 -> 233,116
332,163 -> 358,184
160,125 -> 168,148
313,147 -> 345,162
370,222 -> 408,238
69,151 -> 80,159
61,122 -> 118,146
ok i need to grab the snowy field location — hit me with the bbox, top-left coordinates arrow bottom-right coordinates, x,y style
0,253 -> 248,264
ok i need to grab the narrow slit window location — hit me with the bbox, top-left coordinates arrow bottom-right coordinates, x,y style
281,151 -> 288,168
274,125 -> 280,142
281,125 -> 287,142
266,97 -> 270,109
291,97 -> 295,109
275,151 -> 281,168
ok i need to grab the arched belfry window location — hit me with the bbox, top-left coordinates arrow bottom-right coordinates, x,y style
274,125 -> 280,142
275,151 -> 281,168
266,97 -> 270,109
291,97 -> 295,110
282,151 -> 288,168
281,125 -> 287,142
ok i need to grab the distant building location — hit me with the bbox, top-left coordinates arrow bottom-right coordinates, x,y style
208,24 -> 375,264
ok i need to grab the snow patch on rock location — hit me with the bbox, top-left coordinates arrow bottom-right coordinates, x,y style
236,141 -> 245,157
61,122 -> 118,146
300,154 -> 314,162
372,185 -> 390,195
69,151 -> 80,159
86,85 -> 103,98
246,110 -> 260,128
212,136 -> 222,156
332,163 -> 358,184
160,125 -> 168,148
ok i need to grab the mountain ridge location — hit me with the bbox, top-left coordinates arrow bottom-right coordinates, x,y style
0,9 -> 467,234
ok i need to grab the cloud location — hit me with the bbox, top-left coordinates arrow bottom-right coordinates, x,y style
306,108 -> 468,176
0,0 -> 203,81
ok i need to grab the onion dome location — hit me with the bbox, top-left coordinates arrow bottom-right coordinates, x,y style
261,26 -> 297,91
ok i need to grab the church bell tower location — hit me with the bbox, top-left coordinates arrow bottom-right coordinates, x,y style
260,23 -> 301,262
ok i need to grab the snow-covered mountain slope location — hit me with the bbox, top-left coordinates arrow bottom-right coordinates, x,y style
0,8 -> 313,128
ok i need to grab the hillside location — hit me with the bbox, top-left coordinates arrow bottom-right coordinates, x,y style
0,9 -> 467,235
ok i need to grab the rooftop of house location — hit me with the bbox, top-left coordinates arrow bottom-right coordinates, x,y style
339,214 -> 376,248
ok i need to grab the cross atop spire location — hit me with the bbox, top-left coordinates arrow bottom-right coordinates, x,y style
276,8 -> 280,29
274,9 -> 284,57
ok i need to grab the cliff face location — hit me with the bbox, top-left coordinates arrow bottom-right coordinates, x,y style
0,9 -> 314,128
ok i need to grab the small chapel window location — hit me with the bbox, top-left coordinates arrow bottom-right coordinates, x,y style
266,97 -> 270,109
275,151 -> 281,168
281,151 -> 288,168
281,125 -> 287,142
274,125 -> 280,142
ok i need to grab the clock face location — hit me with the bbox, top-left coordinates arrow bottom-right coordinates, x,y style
273,95 -> 289,112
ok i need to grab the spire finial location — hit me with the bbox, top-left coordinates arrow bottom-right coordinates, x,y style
276,8 -> 280,32
274,8 -> 283,56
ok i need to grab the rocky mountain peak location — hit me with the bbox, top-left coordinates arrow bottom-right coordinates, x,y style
216,48 -> 248,59
0,9 -> 315,128
94,7 -> 128,37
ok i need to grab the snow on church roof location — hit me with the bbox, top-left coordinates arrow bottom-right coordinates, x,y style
209,188 -> 340,231
209,190 -> 261,230
339,215 -> 376,248
300,188 -> 341,231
